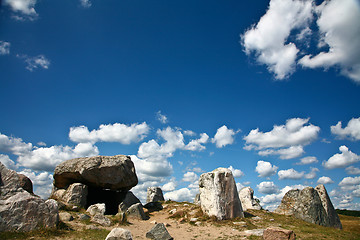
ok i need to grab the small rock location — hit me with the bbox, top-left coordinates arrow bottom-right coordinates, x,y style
183,204 -> 189,207
144,201 -> 163,212
91,214 -> 112,227
233,221 -> 247,227
190,218 -> 198,222
263,227 -> 296,240
105,227 -> 133,240
59,212 -> 74,221
242,229 -> 265,237
195,221 -> 202,226
164,223 -> 171,227
150,220 -> 157,224
251,216 -> 262,220
126,203 -> 148,220
178,218 -> 186,223
78,213 -> 91,220
87,203 -> 106,216
146,223 -> 173,240
86,225 -> 100,230
270,218 -> 275,222
169,209 -> 177,214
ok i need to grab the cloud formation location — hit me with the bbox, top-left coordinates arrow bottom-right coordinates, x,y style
257,181 -> 278,194
323,145 -> 360,169
0,41 -> 11,55
156,111 -> 168,124
317,176 -> 334,184
17,54 -> 50,71
80,0 -> 92,8
255,160 -> 278,178
244,118 -> 319,159
69,122 -> 150,144
242,0 -> 360,82
346,166 -> 360,175
299,0 -> 360,82
331,117 -> 360,141
228,166 -> 244,178
278,168 -> 305,180
241,0 -> 313,79
212,125 -> 238,148
4,0 -> 38,20
296,156 -> 318,165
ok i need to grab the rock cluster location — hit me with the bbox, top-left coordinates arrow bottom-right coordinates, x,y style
51,155 -> 138,215
199,168 -> 244,220
0,162 -> 59,232
238,187 -> 262,211
275,184 -> 342,229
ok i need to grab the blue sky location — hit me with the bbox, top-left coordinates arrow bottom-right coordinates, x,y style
1,0 -> 360,210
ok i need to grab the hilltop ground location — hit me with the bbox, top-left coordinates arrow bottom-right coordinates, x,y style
1,201 -> 360,240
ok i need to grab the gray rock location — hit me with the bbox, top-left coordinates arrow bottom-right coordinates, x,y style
62,183 -> 88,207
194,193 -> 200,205
59,212 -> 74,221
0,162 -> 59,232
143,201 -> 163,212
199,168 -> 244,220
238,187 -> 261,211
53,155 -> 138,191
91,214 -> 112,227
315,184 -> 342,229
275,185 -> 341,228
274,189 -> 300,216
106,227 -> 133,240
17,174 -> 33,194
87,203 -> 106,216
146,223 -> 173,240
126,203 -> 148,220
146,187 -> 165,203
242,229 -> 265,237
78,213 -> 91,220
118,191 -> 141,213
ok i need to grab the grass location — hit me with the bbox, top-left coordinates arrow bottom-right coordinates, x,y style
1,201 -> 360,240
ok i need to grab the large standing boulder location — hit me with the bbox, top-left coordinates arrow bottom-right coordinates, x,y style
118,191 -> 141,213
146,187 -> 165,203
0,162 -> 59,232
315,184 -> 342,229
275,185 -> 342,229
199,168 -> 244,220
238,187 -> 261,211
53,155 -> 138,191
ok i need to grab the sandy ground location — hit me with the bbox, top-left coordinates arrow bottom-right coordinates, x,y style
64,202 -> 266,239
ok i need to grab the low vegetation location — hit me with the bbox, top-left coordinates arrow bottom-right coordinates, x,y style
1,201 -> 360,240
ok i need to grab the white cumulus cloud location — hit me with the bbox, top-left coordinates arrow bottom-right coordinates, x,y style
0,154 -> 18,170
317,176 -> 334,184
331,117 -> 360,141
255,160 -> 278,178
17,142 -> 99,171
0,132 -> 33,155
17,54 -> 50,71
185,133 -> 209,151
241,0 -> 313,79
164,187 -> 198,202
339,176 -> 360,191
244,118 -> 319,159
212,125 -> 238,148
4,0 -> 38,20
346,166 -> 360,175
299,0 -> 360,82
278,168 -> 305,180
257,181 -> 279,194
182,172 -> 198,182
228,166 -> 244,178
156,111 -> 168,124
296,156 -> 318,165
323,145 -> 360,169
69,122 -> 150,144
